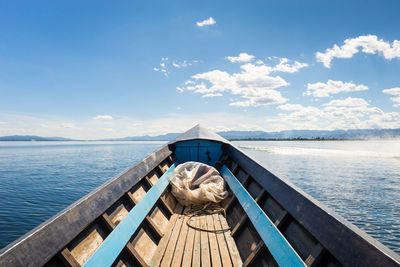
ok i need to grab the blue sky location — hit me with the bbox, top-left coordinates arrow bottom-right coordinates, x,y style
1,0 -> 400,139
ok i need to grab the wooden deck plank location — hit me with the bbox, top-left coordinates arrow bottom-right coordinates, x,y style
192,216 -> 201,267
182,211 -> 196,267
161,212 -> 185,266
200,215 -> 211,267
152,203 -> 243,267
206,214 -> 222,267
218,213 -> 242,267
150,204 -> 184,266
171,207 -> 191,266
212,213 -> 233,267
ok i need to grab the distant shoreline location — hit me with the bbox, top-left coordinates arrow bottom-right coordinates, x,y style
1,138 -> 400,142
2,128 -> 400,142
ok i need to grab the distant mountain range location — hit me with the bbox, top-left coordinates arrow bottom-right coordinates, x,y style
0,135 -> 74,141
100,133 -> 181,141
1,128 -> 400,141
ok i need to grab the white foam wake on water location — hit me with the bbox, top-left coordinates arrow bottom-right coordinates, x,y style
238,145 -> 400,159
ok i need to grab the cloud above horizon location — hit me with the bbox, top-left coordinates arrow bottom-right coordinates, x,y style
274,97 -> 400,130
272,58 -> 308,73
196,17 -> 216,27
383,87 -> 400,107
316,35 -> 400,68
178,55 -> 308,107
305,80 -> 368,98
226,53 -> 255,63
93,115 -> 113,120
2,102 -> 399,140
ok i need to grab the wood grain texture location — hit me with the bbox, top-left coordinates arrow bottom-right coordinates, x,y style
206,214 -> 222,267
182,211 -> 196,267
218,214 -> 242,267
212,214 -> 232,267
150,204 -> 184,266
60,249 -> 80,267
200,215 -> 211,267
192,216 -> 201,267
170,207 -> 191,266
160,213 -> 184,267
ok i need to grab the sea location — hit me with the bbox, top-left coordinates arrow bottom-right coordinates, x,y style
0,140 -> 399,255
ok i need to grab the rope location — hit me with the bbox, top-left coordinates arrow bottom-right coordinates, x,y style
184,202 -> 231,233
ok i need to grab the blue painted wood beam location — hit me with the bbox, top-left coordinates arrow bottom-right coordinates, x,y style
220,165 -> 306,267
83,163 -> 177,267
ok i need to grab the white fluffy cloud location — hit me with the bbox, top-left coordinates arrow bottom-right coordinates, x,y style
274,97 -> 400,130
316,35 -> 400,68
225,55 -> 308,73
226,53 -> 255,63
180,63 -> 289,107
93,115 -> 113,120
272,58 -> 308,73
196,17 -> 216,27
179,55 -> 308,107
305,80 -> 368,98
383,87 -> 400,107
202,93 -> 223,98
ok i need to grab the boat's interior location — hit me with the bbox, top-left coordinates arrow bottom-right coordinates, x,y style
41,138 -> 340,267
49,154 -> 249,267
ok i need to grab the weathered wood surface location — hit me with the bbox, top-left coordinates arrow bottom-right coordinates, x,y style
182,212 -> 196,266
212,214 -> 232,267
206,214 -> 222,267
151,206 -> 241,267
171,207 -> 191,266
150,204 -> 184,266
218,214 -> 242,267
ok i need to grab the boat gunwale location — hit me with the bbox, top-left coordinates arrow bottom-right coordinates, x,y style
0,143 -> 173,267
224,142 -> 400,266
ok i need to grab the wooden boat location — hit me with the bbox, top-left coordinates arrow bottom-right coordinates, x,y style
0,125 -> 399,267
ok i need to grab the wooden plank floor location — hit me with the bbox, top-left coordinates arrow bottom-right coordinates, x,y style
151,205 -> 242,267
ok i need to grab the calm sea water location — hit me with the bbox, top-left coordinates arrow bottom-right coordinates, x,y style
0,140 -> 399,255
